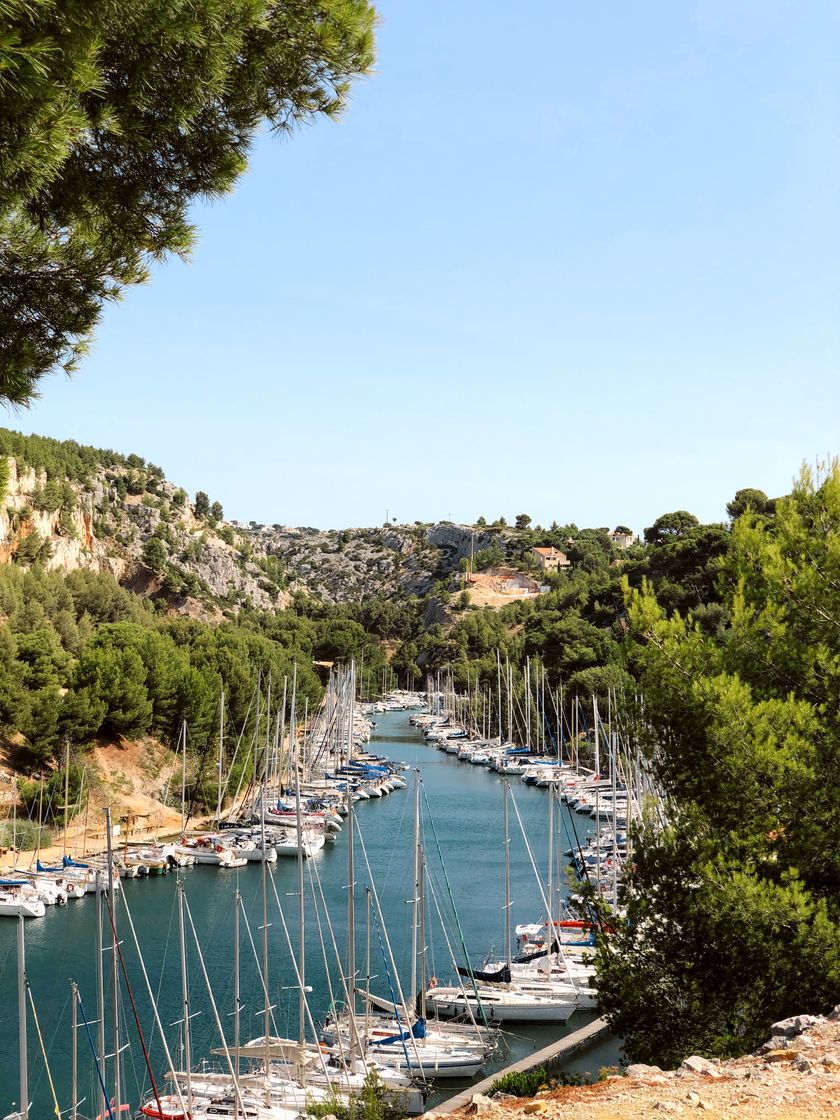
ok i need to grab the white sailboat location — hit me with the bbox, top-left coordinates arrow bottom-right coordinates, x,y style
426,782 -> 580,1024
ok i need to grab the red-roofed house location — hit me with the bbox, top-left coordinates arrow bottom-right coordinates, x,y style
531,546 -> 571,574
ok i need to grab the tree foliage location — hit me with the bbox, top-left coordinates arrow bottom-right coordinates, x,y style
598,462 -> 840,1065
643,510 -> 700,545
726,487 -> 773,520
0,0 -> 376,403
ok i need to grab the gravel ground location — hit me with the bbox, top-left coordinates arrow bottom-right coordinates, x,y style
429,1012 -> 840,1120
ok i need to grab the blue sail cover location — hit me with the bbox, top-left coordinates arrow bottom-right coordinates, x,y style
376,1018 -> 427,1045
36,859 -> 64,873
63,856 -> 89,868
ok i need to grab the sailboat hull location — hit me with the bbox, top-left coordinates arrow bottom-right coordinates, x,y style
426,986 -> 577,1022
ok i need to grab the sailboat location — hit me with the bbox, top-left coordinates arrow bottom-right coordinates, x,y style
426,783 -> 581,1023
331,772 -> 494,1080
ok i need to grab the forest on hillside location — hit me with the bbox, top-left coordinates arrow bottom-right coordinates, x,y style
0,427 -> 778,787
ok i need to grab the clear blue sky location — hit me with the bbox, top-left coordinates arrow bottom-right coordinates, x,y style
15,1 -> 840,532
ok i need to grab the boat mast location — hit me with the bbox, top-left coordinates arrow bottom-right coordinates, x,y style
593,696 -> 601,890
417,789 -> 427,1020
180,720 -> 187,835
261,675 -> 271,1105
216,690 -> 225,824
525,658 -> 531,751
278,677 -> 288,794
347,663 -> 358,1054
62,738 -> 70,858
410,768 -> 421,1000
507,660 -> 514,747
496,650 -> 503,742
71,980 -> 78,1120
292,663 -> 307,1058
95,870 -> 105,1104
17,915 -> 28,1120
105,806 -> 121,1115
547,782 -> 554,934
253,671 -> 261,824
233,886 -> 241,1120
364,886 -> 372,1040
503,782 -> 512,969
177,881 -> 193,1107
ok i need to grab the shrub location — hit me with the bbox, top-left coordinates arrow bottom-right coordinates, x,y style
0,819 -> 52,852
489,1069 -> 585,1097
304,1071 -> 408,1120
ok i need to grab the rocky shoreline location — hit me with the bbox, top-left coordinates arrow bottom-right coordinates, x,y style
430,1012 -> 840,1120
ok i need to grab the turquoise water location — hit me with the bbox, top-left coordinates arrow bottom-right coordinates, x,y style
0,710 -> 621,1116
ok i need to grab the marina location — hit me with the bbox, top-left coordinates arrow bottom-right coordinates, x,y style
0,703 -> 620,1118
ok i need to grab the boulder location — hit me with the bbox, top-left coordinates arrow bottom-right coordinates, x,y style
770,1014 -> 823,1038
677,1055 -> 721,1078
625,1063 -> 667,1081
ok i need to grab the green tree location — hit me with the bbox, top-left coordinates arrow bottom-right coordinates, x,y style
210,500 -> 224,523
598,462 -> 840,1065
142,535 -> 168,573
14,529 -> 53,567
59,687 -> 108,746
643,510 -> 700,545
194,491 -> 210,519
514,513 -> 532,531
1,0 -> 376,404
726,487 -> 772,520
473,545 -> 504,571
74,642 -> 153,738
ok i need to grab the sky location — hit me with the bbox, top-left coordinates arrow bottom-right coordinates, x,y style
15,0 -> 840,533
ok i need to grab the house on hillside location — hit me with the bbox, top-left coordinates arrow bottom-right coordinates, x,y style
531,546 -> 571,574
608,529 -> 636,549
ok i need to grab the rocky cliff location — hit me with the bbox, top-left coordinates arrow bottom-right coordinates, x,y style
0,453 -> 282,614
0,433 -> 515,612
241,521 -> 503,602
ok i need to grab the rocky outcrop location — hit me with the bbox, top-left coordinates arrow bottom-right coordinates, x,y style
246,522 -> 509,603
0,440 -> 515,611
0,456 -> 285,616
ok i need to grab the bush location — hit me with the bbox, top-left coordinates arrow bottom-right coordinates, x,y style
304,1071 -> 409,1120
0,819 -> 52,852
489,1069 -> 584,1097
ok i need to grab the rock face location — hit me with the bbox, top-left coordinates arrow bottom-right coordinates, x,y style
0,445 -> 518,612
0,456 -> 284,615
229,522 -> 510,604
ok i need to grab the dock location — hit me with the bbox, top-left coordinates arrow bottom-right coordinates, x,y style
434,1016 -> 611,1113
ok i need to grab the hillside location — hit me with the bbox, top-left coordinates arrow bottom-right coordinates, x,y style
0,429 -> 541,613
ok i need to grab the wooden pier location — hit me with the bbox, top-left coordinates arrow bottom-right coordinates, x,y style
434,1016 -> 611,1113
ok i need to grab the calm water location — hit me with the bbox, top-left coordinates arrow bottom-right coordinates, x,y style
0,710 -> 621,1116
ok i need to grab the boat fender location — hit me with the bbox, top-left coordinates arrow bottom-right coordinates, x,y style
215,844 -> 224,853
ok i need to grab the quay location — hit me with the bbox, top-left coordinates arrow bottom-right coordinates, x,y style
435,1016 -> 611,1113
